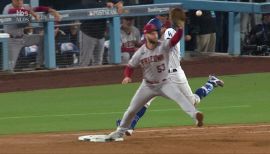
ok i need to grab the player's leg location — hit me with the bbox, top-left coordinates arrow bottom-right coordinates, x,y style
8,38 -> 25,70
196,34 -> 210,53
169,69 -> 201,105
116,98 -> 153,136
79,31 -> 95,66
170,69 -> 224,106
208,33 -> 216,53
130,100 -> 152,129
92,38 -> 105,65
194,75 -> 224,100
160,81 -> 203,126
107,82 -> 156,139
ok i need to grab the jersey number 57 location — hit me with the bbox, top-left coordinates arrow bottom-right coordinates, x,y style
156,64 -> 165,73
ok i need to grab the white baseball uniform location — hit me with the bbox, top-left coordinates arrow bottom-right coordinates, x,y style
143,28 -> 200,108
165,28 -> 201,105
118,30 -> 200,130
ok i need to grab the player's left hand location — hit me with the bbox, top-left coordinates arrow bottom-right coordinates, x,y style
122,77 -> 132,84
107,1 -> 123,14
115,1 -> 123,14
54,13 -> 61,22
106,2 -> 114,8
169,8 -> 186,29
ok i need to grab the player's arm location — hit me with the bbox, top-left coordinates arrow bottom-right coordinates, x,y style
161,27 -> 183,50
29,10 -> 40,20
169,27 -> 183,47
122,47 -> 141,84
33,6 -> 61,21
107,0 -> 123,14
18,4 -> 40,20
122,65 -> 134,84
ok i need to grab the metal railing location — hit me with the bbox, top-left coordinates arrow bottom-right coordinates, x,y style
3,1 -> 270,72
0,3 -> 182,71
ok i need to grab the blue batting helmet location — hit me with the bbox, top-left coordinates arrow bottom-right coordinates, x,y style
147,18 -> 162,38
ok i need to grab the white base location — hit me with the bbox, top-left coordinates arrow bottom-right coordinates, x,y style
78,135 -> 124,142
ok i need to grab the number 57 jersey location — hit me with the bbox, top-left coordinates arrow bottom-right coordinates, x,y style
128,40 -> 171,83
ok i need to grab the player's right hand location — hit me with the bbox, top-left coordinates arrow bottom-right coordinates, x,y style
122,77 -> 132,84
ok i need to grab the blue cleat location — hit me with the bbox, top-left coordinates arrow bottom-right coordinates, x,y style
116,119 -> 121,127
208,75 -> 224,87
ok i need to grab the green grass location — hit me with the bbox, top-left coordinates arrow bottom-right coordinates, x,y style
0,73 -> 270,135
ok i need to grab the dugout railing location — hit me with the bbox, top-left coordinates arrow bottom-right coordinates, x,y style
0,3 -> 180,72
1,2 -> 270,72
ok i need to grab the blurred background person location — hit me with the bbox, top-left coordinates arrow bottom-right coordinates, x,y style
78,0 -> 123,66
189,10 -> 217,54
238,0 -> 270,45
55,22 -> 80,66
249,13 -> 270,45
185,11 -> 199,52
2,0 -> 60,70
120,17 -> 141,64
242,13 -> 270,55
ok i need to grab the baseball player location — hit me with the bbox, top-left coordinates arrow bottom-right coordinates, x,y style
3,0 -> 60,70
120,17 -> 141,64
106,12 -> 204,140
116,14 -> 224,136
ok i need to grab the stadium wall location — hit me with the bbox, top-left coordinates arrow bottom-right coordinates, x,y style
0,56 -> 269,93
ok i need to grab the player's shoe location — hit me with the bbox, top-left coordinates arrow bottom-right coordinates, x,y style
195,112 -> 204,127
125,129 -> 134,136
106,130 -> 124,141
116,119 -> 134,136
208,75 -> 224,87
